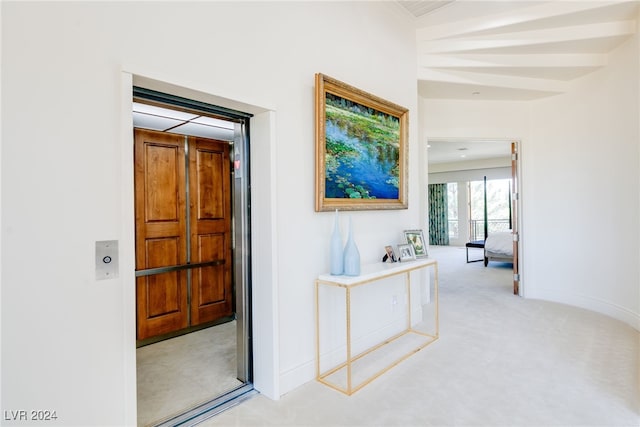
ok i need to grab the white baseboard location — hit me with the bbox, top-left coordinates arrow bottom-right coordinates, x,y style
279,358 -> 315,397
526,289 -> 640,331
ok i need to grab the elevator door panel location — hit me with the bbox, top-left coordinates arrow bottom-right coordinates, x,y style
134,129 -> 232,341
190,138 -> 233,325
134,131 -> 188,340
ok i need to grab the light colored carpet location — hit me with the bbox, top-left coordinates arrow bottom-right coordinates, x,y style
202,245 -> 640,426
137,320 -> 242,426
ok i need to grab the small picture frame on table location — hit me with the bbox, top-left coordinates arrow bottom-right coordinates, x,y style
397,244 -> 416,262
382,245 -> 397,263
404,229 -> 428,258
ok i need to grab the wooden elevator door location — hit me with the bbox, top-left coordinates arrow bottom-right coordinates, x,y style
134,129 -> 233,341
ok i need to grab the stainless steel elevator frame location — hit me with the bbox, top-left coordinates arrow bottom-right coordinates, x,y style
232,120 -> 252,383
133,87 -> 255,426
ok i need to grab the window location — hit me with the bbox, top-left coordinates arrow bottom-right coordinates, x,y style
447,182 -> 458,239
468,178 -> 512,240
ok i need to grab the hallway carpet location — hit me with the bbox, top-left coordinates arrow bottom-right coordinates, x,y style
203,245 -> 639,426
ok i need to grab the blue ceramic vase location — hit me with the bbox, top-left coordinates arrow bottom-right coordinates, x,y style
343,217 -> 360,276
329,210 -> 344,275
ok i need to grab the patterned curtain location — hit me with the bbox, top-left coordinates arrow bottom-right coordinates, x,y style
428,184 -> 449,245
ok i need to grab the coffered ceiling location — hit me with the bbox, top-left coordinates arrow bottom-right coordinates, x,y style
398,0 -> 639,100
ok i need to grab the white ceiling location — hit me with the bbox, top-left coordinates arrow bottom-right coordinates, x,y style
397,0 -> 639,101
396,0 -> 638,163
132,102 -> 235,141
427,139 -> 512,164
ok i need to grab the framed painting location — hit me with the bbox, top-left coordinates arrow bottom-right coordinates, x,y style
315,73 -> 409,211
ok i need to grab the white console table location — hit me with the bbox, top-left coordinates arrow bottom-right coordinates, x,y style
315,258 -> 439,395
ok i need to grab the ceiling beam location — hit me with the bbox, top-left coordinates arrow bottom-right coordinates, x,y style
418,20 -> 636,53
417,68 -> 569,93
420,53 -> 608,68
416,0 -> 630,40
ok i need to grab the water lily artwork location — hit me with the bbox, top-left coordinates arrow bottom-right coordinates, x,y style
315,74 -> 408,211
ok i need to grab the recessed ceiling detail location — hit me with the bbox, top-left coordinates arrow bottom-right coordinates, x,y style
132,102 -> 235,141
397,0 -> 455,17
428,139 -> 511,164
401,1 -> 639,100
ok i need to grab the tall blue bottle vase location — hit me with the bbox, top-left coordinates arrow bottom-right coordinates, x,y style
329,209 -> 344,275
343,216 -> 361,276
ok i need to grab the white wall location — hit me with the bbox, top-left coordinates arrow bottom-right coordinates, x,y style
526,29 -> 640,328
1,2 -> 419,426
422,32 -> 640,329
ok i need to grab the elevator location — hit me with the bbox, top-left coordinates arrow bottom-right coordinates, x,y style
132,87 -> 254,425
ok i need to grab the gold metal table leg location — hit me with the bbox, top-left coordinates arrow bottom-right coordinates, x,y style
315,260 -> 440,396
346,286 -> 352,394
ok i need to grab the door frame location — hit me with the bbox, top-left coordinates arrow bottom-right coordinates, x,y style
426,136 -> 524,296
120,71 -> 280,425
133,88 -> 254,422
511,141 -> 520,295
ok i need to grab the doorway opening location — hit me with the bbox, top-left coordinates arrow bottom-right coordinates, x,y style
427,138 -> 522,295
132,87 -> 255,425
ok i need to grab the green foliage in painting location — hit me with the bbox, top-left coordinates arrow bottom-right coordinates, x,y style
324,92 -> 400,199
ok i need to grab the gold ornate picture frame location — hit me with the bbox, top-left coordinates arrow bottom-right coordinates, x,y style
315,73 -> 409,212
